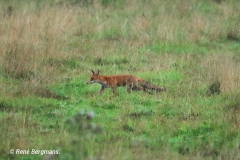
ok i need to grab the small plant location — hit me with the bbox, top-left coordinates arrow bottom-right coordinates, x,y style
126,109 -> 155,119
66,109 -> 102,135
64,110 -> 102,159
227,29 -> 240,42
207,80 -> 221,96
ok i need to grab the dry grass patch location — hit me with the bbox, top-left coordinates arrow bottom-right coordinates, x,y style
202,54 -> 240,93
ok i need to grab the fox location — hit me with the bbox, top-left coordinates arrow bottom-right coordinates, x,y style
87,70 -> 166,95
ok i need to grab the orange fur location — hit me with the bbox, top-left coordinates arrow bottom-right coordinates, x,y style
87,70 -> 166,95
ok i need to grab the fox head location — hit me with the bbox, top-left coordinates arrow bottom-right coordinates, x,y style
87,70 -> 100,84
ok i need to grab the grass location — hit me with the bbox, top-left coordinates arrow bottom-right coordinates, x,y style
0,0 -> 240,159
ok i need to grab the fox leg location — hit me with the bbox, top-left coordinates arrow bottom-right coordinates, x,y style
127,83 -> 138,93
132,85 -> 142,91
112,86 -> 118,95
99,86 -> 105,94
126,84 -> 132,93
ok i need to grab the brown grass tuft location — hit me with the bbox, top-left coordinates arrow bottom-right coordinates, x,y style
203,54 -> 240,93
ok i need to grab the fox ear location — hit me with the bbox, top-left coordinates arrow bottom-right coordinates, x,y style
97,69 -> 100,75
91,70 -> 95,74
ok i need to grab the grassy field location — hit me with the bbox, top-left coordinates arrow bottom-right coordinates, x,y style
0,0 -> 240,159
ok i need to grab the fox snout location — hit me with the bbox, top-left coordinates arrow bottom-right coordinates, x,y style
87,80 -> 97,84
87,81 -> 92,84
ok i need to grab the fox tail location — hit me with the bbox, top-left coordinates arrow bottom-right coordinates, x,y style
140,80 -> 167,92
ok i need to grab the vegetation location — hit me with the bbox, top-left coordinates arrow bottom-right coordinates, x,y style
0,0 -> 240,159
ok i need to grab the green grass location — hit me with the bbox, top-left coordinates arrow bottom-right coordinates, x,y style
140,43 -> 209,54
0,0 -> 240,159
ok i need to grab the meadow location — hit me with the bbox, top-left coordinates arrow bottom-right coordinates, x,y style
0,0 -> 240,159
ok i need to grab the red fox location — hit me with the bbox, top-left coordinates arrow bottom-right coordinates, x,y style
87,70 -> 166,95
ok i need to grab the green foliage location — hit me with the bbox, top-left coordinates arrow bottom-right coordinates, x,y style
98,28 -> 124,40
46,58 -> 77,69
196,1 -> 220,14
169,123 -> 239,156
90,100 -> 118,109
145,43 -> 208,54
93,56 -> 129,66
101,0 -> 126,6
161,107 -> 179,118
